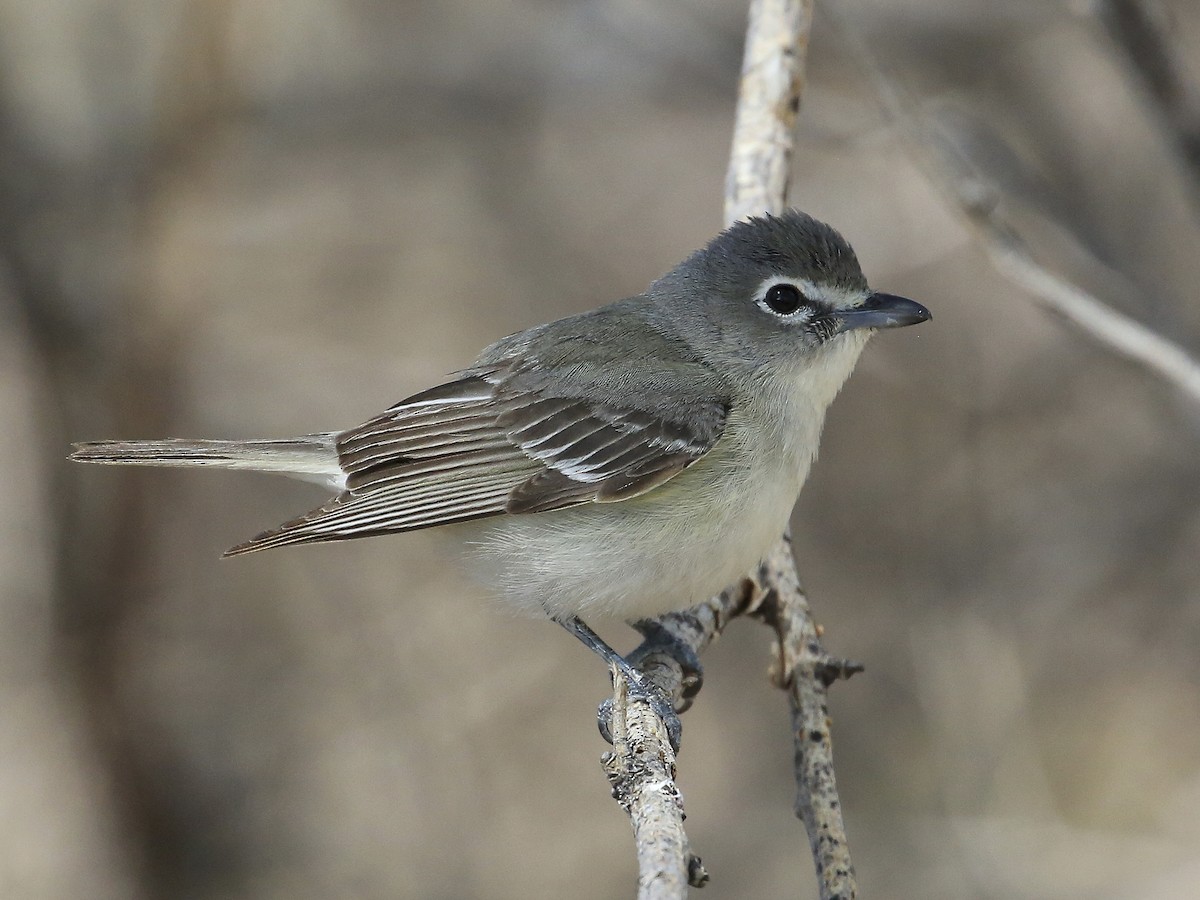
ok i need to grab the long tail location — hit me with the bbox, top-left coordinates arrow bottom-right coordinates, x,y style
70,435 -> 346,489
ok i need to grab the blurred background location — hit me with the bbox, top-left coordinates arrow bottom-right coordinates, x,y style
2,1 -> 1199,897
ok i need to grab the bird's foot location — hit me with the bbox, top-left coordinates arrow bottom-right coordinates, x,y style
597,663 -> 683,752
556,615 -> 683,752
627,617 -> 705,710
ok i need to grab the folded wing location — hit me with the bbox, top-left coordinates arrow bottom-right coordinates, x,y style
224,365 -> 728,555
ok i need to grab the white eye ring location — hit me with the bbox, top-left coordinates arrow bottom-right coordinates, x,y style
758,282 -> 810,318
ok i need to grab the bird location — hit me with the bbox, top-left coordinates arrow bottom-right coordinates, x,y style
72,209 -> 929,743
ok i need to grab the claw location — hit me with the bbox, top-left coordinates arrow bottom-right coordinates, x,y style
597,698 -> 615,744
559,615 -> 684,752
596,673 -> 681,751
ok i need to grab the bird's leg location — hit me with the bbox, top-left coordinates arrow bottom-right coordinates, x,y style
557,615 -> 683,751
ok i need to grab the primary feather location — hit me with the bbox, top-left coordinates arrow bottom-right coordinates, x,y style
222,348 -> 729,555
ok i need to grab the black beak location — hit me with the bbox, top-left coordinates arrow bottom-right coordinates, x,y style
835,293 -> 931,333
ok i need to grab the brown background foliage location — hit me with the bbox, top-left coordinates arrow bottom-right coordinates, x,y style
2,1 -> 1198,897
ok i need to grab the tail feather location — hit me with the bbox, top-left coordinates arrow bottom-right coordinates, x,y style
221,500 -> 353,557
70,435 -> 346,489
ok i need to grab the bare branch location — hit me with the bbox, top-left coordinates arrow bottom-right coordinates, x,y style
599,583 -> 752,898
726,0 -> 816,221
725,3 -> 862,898
826,0 -> 1200,407
602,2 -> 863,899
602,672 -> 708,900
970,216 -> 1200,403
749,539 -> 863,900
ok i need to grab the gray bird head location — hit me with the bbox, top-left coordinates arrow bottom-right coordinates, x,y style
645,210 -> 929,391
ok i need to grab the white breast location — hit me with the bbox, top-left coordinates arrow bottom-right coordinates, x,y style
455,406 -> 814,620
457,332 -> 871,620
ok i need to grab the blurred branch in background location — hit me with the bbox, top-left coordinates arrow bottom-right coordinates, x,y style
0,1 -> 238,895
826,0 -> 1200,407
1093,0 -> 1200,205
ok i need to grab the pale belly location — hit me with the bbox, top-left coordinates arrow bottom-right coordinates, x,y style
453,435 -> 808,620
451,334 -> 863,620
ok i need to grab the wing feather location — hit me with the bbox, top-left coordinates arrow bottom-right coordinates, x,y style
224,366 -> 728,556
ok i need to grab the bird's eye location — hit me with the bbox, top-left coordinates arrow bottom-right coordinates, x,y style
762,283 -> 806,316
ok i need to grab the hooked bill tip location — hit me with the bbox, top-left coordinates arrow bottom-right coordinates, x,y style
836,293 -> 931,333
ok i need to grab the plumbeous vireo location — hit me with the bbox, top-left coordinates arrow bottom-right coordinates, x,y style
73,210 -> 929,695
